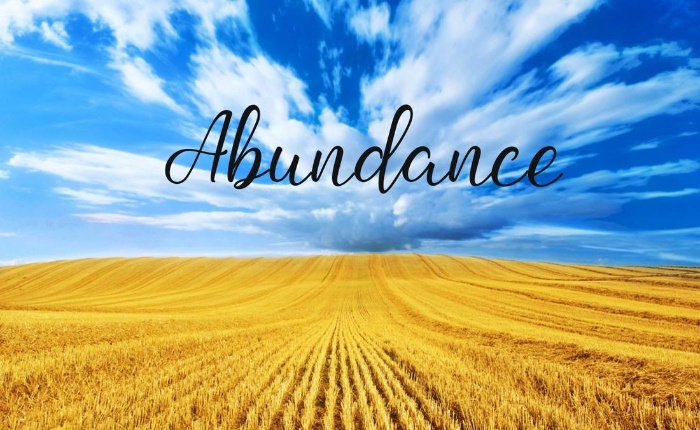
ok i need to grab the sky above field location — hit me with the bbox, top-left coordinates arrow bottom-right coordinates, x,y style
1,0 -> 699,265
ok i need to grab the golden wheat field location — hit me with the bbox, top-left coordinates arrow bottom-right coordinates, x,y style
1,254 -> 699,429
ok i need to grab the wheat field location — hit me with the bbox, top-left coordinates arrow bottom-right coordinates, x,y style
0,254 -> 699,429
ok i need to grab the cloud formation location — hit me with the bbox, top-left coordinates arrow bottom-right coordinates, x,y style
2,0 -> 699,263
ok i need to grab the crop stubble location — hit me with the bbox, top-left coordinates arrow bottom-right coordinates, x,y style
0,254 -> 699,429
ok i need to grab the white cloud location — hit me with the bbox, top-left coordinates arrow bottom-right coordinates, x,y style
0,169 -> 9,179
619,188 -> 700,200
363,0 -> 601,119
71,0 -> 246,50
346,4 -> 700,209
0,0 -> 175,49
39,21 -> 70,49
54,187 -> 135,206
303,0 -> 334,28
187,44 -> 373,176
657,253 -> 700,265
318,42 -> 346,99
180,0 -> 249,40
349,3 -> 390,43
311,207 -> 337,221
493,224 -> 610,240
189,46 -> 313,121
0,0 -> 248,114
0,45 -> 93,73
441,225 -> 700,265
0,0 -> 72,45
357,0 -> 610,181
8,144 -> 253,209
550,42 -> 691,92
78,210 -> 292,235
376,156 -> 699,246
630,141 -> 660,151
566,160 -> 700,191
392,194 -> 411,227
110,53 -> 184,114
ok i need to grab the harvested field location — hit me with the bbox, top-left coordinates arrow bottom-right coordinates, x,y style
1,254 -> 699,429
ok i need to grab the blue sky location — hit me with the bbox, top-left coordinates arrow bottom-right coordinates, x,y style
0,0 -> 699,265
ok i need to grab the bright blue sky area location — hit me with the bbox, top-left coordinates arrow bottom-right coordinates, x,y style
0,0 -> 699,265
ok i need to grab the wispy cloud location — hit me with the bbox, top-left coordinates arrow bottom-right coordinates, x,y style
491,224 -> 611,240
619,189 -> 700,200
109,53 -> 185,114
303,0 -> 335,28
78,210 -> 292,234
189,46 -> 313,121
435,224 -> 700,265
54,187 -> 136,206
348,3 -> 391,43
550,42 -> 691,92
565,160 -> 700,191
630,140 -> 660,151
657,253 -> 700,265
39,21 -> 70,50
0,45 -> 93,73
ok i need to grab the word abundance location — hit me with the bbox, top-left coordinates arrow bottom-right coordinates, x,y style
165,105 -> 562,192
